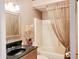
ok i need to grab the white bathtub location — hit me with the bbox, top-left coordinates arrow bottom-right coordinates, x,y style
38,50 -> 64,59
37,54 -> 48,59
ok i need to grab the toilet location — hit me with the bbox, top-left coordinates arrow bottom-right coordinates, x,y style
37,54 -> 48,59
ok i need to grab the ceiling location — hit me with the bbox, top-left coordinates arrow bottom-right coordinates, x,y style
33,0 -> 65,11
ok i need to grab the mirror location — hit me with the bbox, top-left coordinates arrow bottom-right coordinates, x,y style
5,12 -> 20,38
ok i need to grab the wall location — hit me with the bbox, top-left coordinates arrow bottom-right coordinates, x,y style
0,0 -> 6,59
19,3 -> 43,45
33,8 -> 42,20
19,0 -> 33,32
5,0 -> 33,32
42,11 -> 48,20
17,0 -> 33,45
5,0 -> 43,44
5,0 -> 33,43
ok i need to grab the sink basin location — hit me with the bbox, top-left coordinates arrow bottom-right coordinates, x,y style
7,48 -> 26,56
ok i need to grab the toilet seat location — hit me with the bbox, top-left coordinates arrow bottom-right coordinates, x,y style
37,55 -> 48,59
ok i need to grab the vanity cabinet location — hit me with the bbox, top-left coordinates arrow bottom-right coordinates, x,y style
20,49 -> 37,59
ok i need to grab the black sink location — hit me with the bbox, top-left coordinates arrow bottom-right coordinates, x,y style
7,48 -> 26,56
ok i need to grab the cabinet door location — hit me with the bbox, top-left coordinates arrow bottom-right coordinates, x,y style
20,49 -> 37,59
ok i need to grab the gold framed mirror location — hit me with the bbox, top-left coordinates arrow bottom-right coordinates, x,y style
5,12 -> 21,39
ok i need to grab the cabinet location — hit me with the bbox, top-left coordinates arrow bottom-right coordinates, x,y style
20,49 -> 37,59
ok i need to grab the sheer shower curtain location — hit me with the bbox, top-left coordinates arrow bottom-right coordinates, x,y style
48,2 -> 70,59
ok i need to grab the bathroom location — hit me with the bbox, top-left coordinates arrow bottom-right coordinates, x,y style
0,0 -> 78,59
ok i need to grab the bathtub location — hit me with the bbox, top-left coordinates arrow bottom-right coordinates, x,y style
38,50 -> 64,59
37,54 -> 48,59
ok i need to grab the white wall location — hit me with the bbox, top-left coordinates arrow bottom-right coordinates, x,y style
19,0 -> 33,32
0,0 -> 6,59
19,0 -> 33,45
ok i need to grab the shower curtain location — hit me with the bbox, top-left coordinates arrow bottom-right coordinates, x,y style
48,2 -> 70,59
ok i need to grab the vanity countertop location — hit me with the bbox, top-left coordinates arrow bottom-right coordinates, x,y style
7,45 -> 37,59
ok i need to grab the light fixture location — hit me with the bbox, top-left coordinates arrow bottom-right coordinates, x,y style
5,2 -> 20,12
